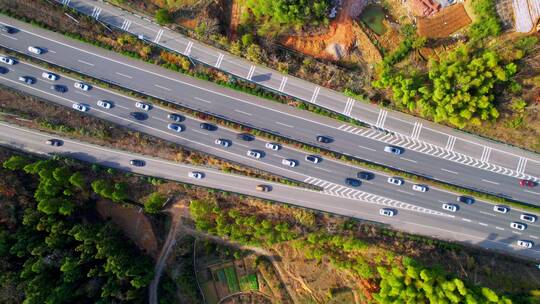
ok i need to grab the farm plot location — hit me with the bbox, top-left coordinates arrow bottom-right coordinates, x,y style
417,3 -> 472,38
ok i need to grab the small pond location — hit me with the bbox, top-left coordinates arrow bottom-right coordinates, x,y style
359,5 -> 387,35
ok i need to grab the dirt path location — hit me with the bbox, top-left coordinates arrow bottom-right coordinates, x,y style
229,0 -> 241,40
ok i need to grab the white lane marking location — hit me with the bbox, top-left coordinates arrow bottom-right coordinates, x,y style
314,166 -> 332,173
481,179 -> 499,185
194,97 -> 212,104
479,211 -> 496,217
215,53 -> 224,68
396,189 -> 415,196
480,146 -> 492,162
272,153 -> 284,158
529,235 -> 538,239
411,122 -> 423,139
234,109 -> 252,116
478,222 -> 488,226
94,7 -> 102,20
77,59 -> 94,66
310,86 -> 320,104
375,109 -> 388,128
278,76 -> 288,92
246,65 -> 255,81
115,72 -> 133,79
153,117 -> 168,123
524,190 -> 540,196
1,34 -> 17,40
441,168 -> 458,174
495,226 -> 504,231
358,145 -> 376,152
400,157 -> 418,164
191,129 -> 209,136
184,41 -> 194,56
61,0 -> 71,5
236,143 -> 249,148
154,84 -> 171,91
154,29 -> 164,43
462,218 -> 472,222
48,50 -> 56,54
276,121 -> 293,128
517,157 -> 528,173
116,104 -> 128,110
512,231 -> 522,235
74,91 -> 90,97
445,135 -> 456,151
120,19 -> 132,31
343,98 -> 354,116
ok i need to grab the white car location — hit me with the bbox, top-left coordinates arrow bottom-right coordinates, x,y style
379,208 -> 395,217
72,103 -> 88,112
493,205 -> 509,214
305,155 -> 321,164
517,240 -> 533,249
0,56 -> 15,65
510,222 -> 526,231
215,138 -> 230,147
74,82 -> 90,91
387,177 -> 404,186
167,123 -> 184,132
97,100 -> 112,109
384,146 -> 402,155
520,214 -> 537,223
265,142 -> 281,150
41,72 -> 58,81
412,184 -> 428,192
281,159 -> 297,167
27,46 -> 42,54
188,171 -> 204,179
135,101 -> 150,111
247,150 -> 261,159
442,203 -> 458,212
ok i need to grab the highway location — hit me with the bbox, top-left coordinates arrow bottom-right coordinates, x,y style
0,122 -> 538,260
1,16 -> 539,205
51,0 -> 540,185
0,57 -> 539,260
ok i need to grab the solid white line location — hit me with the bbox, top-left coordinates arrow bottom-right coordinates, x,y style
530,235 -> 539,239
524,190 -> 540,196
77,59 -> 94,66
276,122 -> 293,128
48,50 -> 56,54
234,109 -> 252,116
481,179 -> 499,185
1,33 -> 17,40
358,145 -> 376,152
400,157 -> 418,163
194,97 -> 212,104
512,231 -> 522,235
115,72 -> 133,79
154,84 -> 171,91
440,168 -> 458,174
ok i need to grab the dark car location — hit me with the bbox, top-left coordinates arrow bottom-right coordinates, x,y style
0,25 -> 13,34
345,178 -> 361,187
237,133 -> 255,141
200,123 -> 217,131
316,135 -> 332,143
0,66 -> 7,74
45,139 -> 63,147
457,196 -> 474,205
130,112 -> 148,121
256,184 -> 272,192
51,85 -> 67,93
18,76 -> 35,84
357,171 -> 374,180
167,113 -> 184,122
130,159 -> 145,167
520,179 -> 536,187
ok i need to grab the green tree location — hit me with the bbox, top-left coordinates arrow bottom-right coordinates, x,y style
68,171 -> 86,189
2,155 -> 30,170
144,192 -> 166,214
155,8 -> 172,25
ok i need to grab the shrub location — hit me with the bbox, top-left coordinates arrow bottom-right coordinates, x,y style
155,8 -> 172,25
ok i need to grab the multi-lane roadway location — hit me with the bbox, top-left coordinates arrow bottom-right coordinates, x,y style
0,16 -> 539,206
0,56 -> 539,261
0,122 -> 539,260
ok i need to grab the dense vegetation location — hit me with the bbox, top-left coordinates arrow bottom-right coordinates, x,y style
468,0 -> 502,41
246,0 -> 331,28
0,156 -> 154,303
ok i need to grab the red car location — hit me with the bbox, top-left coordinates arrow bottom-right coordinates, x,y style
519,179 -> 536,187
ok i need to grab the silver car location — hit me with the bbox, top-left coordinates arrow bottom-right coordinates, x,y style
517,240 -> 533,248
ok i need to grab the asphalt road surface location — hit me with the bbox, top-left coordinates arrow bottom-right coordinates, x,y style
1,17 -> 539,206
0,58 -> 539,261
0,122 -> 538,260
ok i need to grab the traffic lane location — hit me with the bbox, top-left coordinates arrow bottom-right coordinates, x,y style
2,61 -> 537,237
1,18 -> 538,205
1,122 -> 537,260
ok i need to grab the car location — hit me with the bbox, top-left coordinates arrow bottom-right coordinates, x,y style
519,179 -> 536,187
51,85 -> 67,93
305,155 -> 321,164
199,122 -> 217,131
97,100 -> 112,109
129,159 -> 145,167
214,138 -> 231,147
247,150 -> 262,159
237,133 -> 254,141
18,76 -> 34,84
0,25 -> 13,34
517,240 -> 534,249
167,113 -> 184,122
520,214 -> 537,223
45,139 -> 63,147
27,46 -> 42,54
256,184 -> 271,192
135,101 -> 150,111
345,178 -> 361,187
316,135 -> 332,143
72,103 -> 88,112
384,145 -> 403,155
510,222 -> 527,231
442,203 -> 458,212
167,123 -> 184,132
130,112 -> 148,120
387,177 -> 404,186
0,56 -> 15,65
0,66 -> 7,74
493,205 -> 509,214
357,171 -> 374,180
379,208 -> 396,217
265,142 -> 281,150
281,159 -> 297,167
41,72 -> 58,81
457,196 -> 474,205
412,184 -> 428,192
188,171 -> 204,179
74,82 -> 90,91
